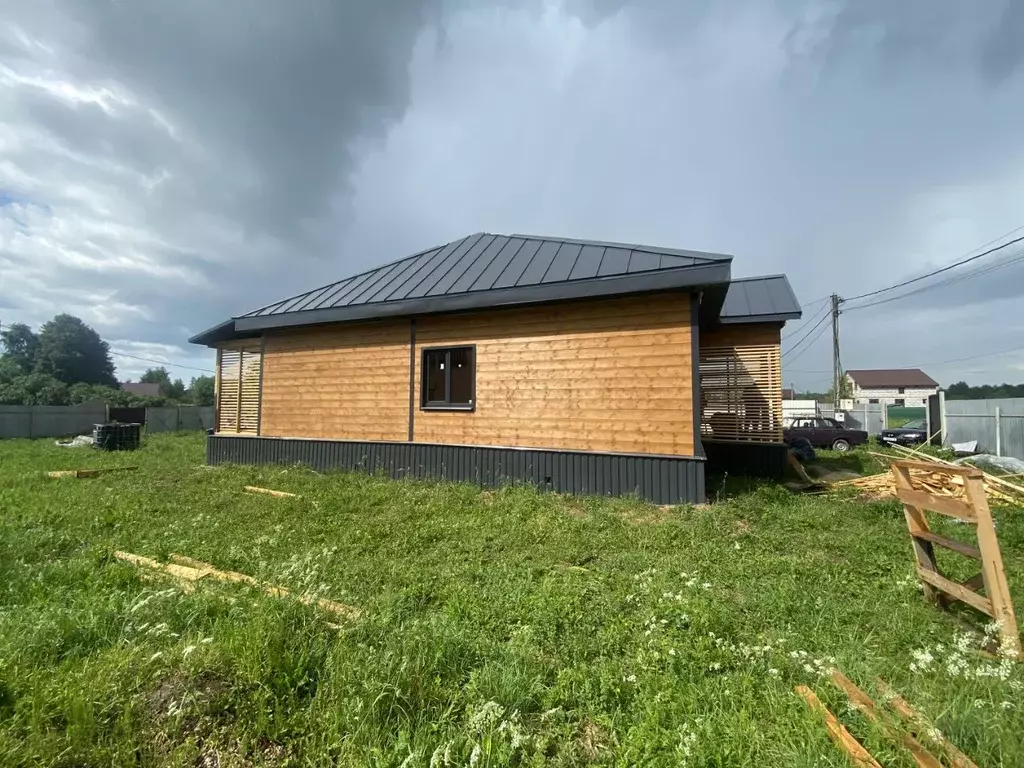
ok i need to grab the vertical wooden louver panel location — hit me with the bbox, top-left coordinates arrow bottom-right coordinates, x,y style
699,343 -> 782,442
216,344 -> 262,434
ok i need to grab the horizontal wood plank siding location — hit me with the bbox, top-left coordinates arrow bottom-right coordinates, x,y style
414,294 -> 695,455
259,320 -> 409,441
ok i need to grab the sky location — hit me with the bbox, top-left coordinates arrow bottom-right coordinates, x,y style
1,0 -> 1024,389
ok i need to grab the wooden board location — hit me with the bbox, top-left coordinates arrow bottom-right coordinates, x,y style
413,293 -> 696,455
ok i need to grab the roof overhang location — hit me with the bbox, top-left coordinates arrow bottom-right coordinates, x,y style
197,260 -> 731,340
719,311 -> 802,325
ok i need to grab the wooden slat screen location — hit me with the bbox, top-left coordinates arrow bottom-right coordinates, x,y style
217,344 -> 262,434
699,343 -> 782,442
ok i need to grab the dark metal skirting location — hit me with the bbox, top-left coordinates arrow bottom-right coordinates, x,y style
207,435 -> 706,505
702,440 -> 789,478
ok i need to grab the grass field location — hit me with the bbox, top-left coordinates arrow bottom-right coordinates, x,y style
1,434 -> 1022,766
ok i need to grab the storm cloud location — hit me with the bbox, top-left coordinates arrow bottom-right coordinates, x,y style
2,0 -> 1023,387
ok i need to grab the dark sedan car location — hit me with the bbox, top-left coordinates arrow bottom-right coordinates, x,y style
783,417 -> 869,452
879,419 -> 928,446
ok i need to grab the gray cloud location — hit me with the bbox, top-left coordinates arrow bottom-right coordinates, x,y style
2,0 -> 1024,387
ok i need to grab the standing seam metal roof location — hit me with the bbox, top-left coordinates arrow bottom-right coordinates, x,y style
240,232 -> 732,319
718,275 -> 802,323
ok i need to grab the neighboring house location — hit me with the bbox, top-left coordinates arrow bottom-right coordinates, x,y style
121,381 -> 162,398
190,232 -> 802,504
782,388 -> 796,400
844,369 -> 939,407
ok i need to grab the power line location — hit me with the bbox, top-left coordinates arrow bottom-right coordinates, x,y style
844,246 -> 1024,312
782,296 -> 831,340
843,231 -> 1024,303
111,352 -> 212,376
783,319 -> 832,366
907,343 -> 1024,369
782,306 -> 830,359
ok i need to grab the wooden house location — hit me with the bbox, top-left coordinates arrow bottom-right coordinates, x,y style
190,233 -> 801,503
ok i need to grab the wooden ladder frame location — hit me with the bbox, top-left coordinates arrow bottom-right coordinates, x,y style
891,459 -> 1020,656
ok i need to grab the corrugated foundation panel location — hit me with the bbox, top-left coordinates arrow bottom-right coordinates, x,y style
207,435 -> 706,505
702,439 -> 788,478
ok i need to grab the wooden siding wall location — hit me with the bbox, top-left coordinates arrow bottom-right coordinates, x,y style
258,320 -> 410,441
414,294 -> 695,455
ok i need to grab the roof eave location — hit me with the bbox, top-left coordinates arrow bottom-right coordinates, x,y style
719,311 -> 803,325
188,320 -> 262,348
233,260 -> 732,334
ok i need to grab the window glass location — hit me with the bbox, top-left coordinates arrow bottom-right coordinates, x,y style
449,347 -> 473,405
423,349 -> 446,403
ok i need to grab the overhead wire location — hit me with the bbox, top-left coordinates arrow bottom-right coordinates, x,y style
110,351 -> 214,374
842,230 -> 1024,303
844,246 -> 1024,312
782,295 -> 831,340
783,319 -> 832,366
782,306 -> 831,359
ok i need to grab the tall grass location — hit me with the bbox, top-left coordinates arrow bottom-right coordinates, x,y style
0,434 -> 1021,766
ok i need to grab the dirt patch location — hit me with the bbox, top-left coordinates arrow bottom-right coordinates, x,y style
730,519 -> 753,538
578,719 -> 613,761
563,502 -> 590,519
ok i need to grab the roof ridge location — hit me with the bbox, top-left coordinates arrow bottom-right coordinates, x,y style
506,233 -> 732,262
239,233 -> 477,318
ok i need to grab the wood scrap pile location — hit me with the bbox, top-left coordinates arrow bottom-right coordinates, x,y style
832,444 -> 1024,505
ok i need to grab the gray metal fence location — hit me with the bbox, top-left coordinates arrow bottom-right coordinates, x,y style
0,404 -> 216,439
944,398 -> 1024,460
819,403 -> 886,435
145,406 -> 216,434
0,403 -> 107,439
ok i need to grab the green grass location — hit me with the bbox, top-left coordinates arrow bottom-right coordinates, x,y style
1,434 -> 1022,766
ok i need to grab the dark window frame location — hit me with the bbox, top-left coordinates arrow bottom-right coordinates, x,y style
420,344 -> 476,411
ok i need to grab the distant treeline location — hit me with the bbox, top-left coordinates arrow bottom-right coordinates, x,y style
794,381 -> 1024,403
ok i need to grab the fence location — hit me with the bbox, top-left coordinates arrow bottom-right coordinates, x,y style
0,403 -> 107,439
145,406 -> 216,434
0,404 -> 216,439
944,398 -> 1024,460
819,402 -> 887,435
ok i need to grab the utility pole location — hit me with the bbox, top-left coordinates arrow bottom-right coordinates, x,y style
831,294 -> 842,409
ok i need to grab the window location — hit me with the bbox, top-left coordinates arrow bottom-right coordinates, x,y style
868,399 -> 879,404
894,398 -> 905,407
217,344 -> 263,434
898,387 -> 906,394
421,346 -> 475,410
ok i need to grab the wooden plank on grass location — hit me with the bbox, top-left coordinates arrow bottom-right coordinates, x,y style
244,485 -> 300,498
875,679 -> 980,768
795,685 -> 883,768
829,671 -> 943,768
47,466 -> 139,479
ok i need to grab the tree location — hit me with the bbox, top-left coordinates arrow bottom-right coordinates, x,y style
141,366 -> 186,400
0,322 -> 40,373
188,375 -> 215,406
34,314 -> 117,387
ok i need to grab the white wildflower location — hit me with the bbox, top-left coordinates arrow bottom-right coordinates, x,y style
182,645 -> 196,658
201,637 -> 213,644
702,582 -> 712,590
768,668 -> 780,677
669,648 -> 676,656
469,744 -> 482,767
625,674 -> 637,683
1001,701 -> 1013,710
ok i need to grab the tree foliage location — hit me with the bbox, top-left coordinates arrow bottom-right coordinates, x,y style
33,314 -> 118,387
0,323 -> 39,373
946,381 -> 1024,400
140,367 -> 187,400
188,375 -> 216,406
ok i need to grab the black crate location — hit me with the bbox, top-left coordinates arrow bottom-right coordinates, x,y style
93,422 -> 141,451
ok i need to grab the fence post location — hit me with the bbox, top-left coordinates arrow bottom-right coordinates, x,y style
995,407 -> 1002,457
28,408 -> 34,439
939,390 -> 947,446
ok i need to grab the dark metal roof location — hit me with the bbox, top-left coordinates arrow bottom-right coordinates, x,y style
845,369 -> 939,388
191,232 -> 733,344
718,275 -> 802,324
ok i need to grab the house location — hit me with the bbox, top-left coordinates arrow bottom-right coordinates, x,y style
121,381 -> 162,398
190,233 -> 802,503
844,369 -> 939,408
